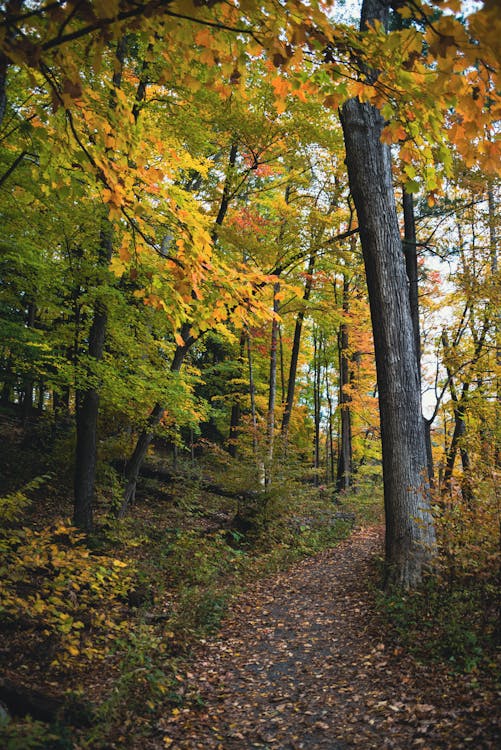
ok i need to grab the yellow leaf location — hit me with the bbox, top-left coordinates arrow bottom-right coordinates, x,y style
398,5 -> 413,19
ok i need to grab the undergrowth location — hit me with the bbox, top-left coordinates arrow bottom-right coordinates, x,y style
0,466 -> 366,749
378,479 -> 500,676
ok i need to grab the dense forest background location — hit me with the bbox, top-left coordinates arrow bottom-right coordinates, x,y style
0,0 -> 499,747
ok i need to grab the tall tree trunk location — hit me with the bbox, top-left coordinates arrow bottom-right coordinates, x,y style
340,0 -> 436,588
37,379 -> 44,412
441,330 -> 472,501
403,190 -> 434,483
0,50 -> 6,128
246,330 -> 263,484
213,142 -> 238,232
336,274 -> 353,493
281,250 -> 316,439
402,192 -> 421,373
313,329 -> 322,484
279,327 -> 285,406
265,283 -> 280,485
0,1 -> 24,127
488,186 -> 500,468
21,301 -> 36,423
323,346 -> 335,484
228,331 -> 246,459
73,227 -> 113,531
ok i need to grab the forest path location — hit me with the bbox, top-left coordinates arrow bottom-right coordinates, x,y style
157,527 -> 499,750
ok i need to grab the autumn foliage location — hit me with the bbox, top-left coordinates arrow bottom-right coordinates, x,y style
0,0 -> 500,747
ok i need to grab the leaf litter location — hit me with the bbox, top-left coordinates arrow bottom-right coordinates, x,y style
156,527 -> 500,749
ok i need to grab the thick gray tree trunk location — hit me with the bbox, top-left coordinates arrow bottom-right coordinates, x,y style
340,0 -> 436,588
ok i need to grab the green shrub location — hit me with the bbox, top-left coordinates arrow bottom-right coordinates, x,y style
381,578 -> 495,673
0,519 -> 133,665
0,717 -> 71,750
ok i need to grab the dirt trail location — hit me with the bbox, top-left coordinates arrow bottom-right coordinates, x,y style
158,527 -> 500,749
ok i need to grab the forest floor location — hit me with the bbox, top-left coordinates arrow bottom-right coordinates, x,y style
156,526 -> 500,750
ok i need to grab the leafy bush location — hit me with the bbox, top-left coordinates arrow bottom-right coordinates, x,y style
0,517 -> 133,665
381,581 -> 490,672
164,530 -> 244,637
0,716 -> 67,750
380,476 -> 500,674
166,529 -> 243,587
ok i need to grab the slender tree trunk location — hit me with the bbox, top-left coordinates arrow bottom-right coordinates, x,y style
228,332 -> 245,458
281,251 -> 316,439
266,283 -> 280,485
488,186 -> 500,468
441,332 -> 472,501
340,0 -> 436,587
279,327 -> 285,406
246,331 -> 263,484
323,349 -> 335,484
37,380 -> 44,412
403,191 -> 435,483
403,192 -> 421,373
0,1 -> 24,127
313,329 -> 322,484
21,301 -> 36,423
213,142 -> 238,232
0,51 -> 6,128
336,275 -> 353,493
73,227 -> 113,531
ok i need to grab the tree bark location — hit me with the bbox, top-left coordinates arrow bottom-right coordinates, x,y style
323,341 -> 336,484
441,330 -> 472,501
402,192 -> 421,373
0,50 -> 6,127
265,282 -> 280,485
488,186 -> 500,468
0,1 -> 24,127
281,250 -> 316,439
402,190 -> 434,483
336,275 -> 353,492
213,142 -> 238,232
21,300 -> 36,423
340,0 -> 436,587
73,227 -> 113,531
228,331 -> 245,458
313,328 -> 322,484
246,330 -> 259,457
